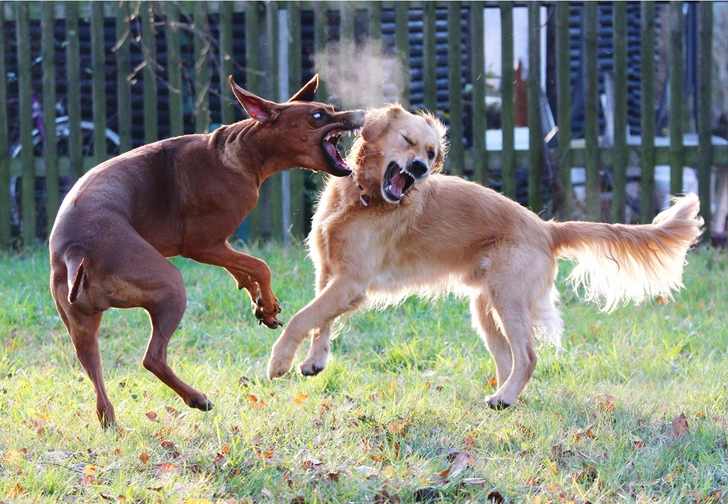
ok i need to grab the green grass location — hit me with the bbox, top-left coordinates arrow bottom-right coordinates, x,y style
1,242 -> 727,503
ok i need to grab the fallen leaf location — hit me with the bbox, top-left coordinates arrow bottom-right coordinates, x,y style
462,434 -> 477,448
5,448 -> 27,463
212,453 -> 226,469
303,458 -> 323,470
670,412 -> 689,441
145,411 -> 159,422
6,484 -> 23,498
139,452 -> 150,464
221,443 -> 229,455
597,394 -> 617,412
574,424 -> 594,440
294,393 -> 309,405
152,461 -> 181,477
165,406 -> 179,417
488,377 -> 498,388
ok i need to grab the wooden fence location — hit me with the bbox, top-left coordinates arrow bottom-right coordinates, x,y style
0,1 -> 724,251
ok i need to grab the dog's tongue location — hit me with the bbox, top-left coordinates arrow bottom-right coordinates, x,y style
390,170 -> 406,198
325,141 -> 345,164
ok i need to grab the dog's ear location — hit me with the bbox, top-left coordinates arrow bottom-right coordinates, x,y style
229,76 -> 280,122
362,105 -> 403,142
287,74 -> 319,102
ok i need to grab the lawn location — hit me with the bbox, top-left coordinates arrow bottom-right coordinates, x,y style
0,242 -> 726,503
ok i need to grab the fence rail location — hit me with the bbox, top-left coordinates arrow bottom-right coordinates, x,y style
0,1 -> 725,251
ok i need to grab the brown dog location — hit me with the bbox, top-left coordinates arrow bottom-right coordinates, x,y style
267,104 -> 703,409
49,75 -> 365,427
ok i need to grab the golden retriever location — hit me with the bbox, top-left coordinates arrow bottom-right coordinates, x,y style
267,104 -> 703,408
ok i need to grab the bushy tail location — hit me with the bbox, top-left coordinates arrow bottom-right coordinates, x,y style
550,194 -> 703,311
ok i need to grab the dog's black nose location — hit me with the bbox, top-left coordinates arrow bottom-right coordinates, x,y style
409,159 -> 428,179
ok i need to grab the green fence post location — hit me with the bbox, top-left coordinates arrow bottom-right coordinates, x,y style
42,2 -> 59,232
423,2 -> 437,113
640,1 -> 656,223
395,2 -> 410,109
612,1 -> 628,223
447,2 -> 463,176
556,2 -> 572,220
698,2 -> 713,236
669,2 -> 685,198
66,2 -> 82,180
527,2 -> 543,212
0,1 -> 9,248
583,2 -> 600,222
165,2 -> 183,138
116,2 -> 132,153
17,3 -> 35,247
92,2 -> 107,166
194,1 -> 211,134
470,2 -> 487,185
500,3 -> 515,199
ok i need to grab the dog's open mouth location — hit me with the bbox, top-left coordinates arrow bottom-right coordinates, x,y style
322,128 -> 359,177
383,161 -> 416,203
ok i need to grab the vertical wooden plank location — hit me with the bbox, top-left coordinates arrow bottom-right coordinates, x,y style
640,1 -> 656,223
422,2 -> 437,112
556,2 -> 572,220
0,1 -> 10,248
245,2 -> 260,95
500,2 -> 516,198
17,2 -> 35,247
447,2 -> 463,176
583,2 -> 600,222
42,2 -> 59,232
66,2 -> 82,180
395,2 -> 410,108
193,2 -> 210,133
668,2 -> 684,197
219,1 -> 234,127
142,1 -> 158,143
527,2 -> 543,211
288,1 -> 304,239
92,2 -> 107,166
314,2 -> 329,103
116,2 -> 132,152
165,2 -> 184,137
260,2 -> 280,240
612,1 -> 628,223
368,2 -> 381,104
470,2 -> 487,185
244,2 -> 261,241
698,1 -> 713,235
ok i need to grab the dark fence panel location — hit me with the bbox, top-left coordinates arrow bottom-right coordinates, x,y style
0,1 -> 725,250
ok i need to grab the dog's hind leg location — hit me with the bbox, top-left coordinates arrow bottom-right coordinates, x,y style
471,294 -> 512,388
484,300 -> 536,409
57,305 -> 116,428
268,276 -> 366,379
140,260 -> 213,413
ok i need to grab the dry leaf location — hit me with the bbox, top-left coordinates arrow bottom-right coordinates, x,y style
153,461 -> 181,477
670,412 -> 689,441
139,452 -> 150,464
145,411 -> 159,422
212,453 -> 226,469
488,377 -> 498,388
294,393 -> 309,405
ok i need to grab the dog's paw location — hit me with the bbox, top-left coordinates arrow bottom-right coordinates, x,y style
254,298 -> 283,329
485,395 -> 513,410
187,395 -> 214,412
267,356 -> 292,380
300,360 -> 325,376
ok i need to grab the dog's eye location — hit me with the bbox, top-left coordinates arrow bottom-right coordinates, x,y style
428,150 -> 435,160
402,135 -> 413,146
312,112 -> 326,121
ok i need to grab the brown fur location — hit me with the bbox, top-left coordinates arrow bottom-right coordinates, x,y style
49,75 -> 364,427
266,105 -> 703,409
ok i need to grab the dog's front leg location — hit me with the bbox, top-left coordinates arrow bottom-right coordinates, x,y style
268,277 -> 365,379
184,241 -> 282,328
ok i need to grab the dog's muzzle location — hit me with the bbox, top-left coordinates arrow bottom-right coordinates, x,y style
382,158 -> 428,203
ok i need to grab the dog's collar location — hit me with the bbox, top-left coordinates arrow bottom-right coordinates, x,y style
350,174 -> 371,206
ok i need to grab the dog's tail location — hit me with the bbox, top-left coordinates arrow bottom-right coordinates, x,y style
67,257 -> 86,304
549,194 -> 703,311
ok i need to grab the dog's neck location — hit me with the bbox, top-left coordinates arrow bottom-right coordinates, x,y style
212,121 -> 302,186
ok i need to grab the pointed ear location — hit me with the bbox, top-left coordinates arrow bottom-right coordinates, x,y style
362,105 -> 403,142
287,74 -> 319,102
229,75 -> 279,122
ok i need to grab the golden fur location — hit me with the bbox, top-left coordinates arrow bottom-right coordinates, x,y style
267,104 -> 704,408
